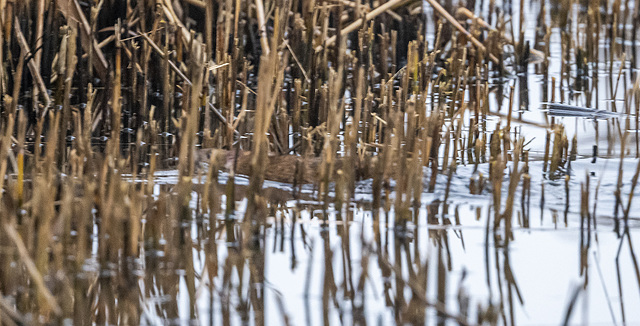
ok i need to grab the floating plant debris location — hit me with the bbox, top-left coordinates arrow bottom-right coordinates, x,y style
541,103 -> 621,120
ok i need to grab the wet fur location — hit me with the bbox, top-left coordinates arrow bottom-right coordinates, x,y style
197,149 -> 373,184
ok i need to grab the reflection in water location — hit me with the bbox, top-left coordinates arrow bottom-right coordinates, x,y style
133,163 -> 640,325
3,157 -> 640,325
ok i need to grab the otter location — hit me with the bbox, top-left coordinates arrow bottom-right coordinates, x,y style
195,148 -> 375,184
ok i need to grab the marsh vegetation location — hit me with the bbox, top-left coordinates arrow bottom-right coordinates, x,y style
0,0 -> 640,324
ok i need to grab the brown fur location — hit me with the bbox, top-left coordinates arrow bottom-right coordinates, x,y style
196,148 -> 373,184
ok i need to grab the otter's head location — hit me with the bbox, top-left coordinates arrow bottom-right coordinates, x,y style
196,148 -> 236,171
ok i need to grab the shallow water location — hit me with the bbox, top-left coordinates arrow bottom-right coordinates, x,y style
77,1 -> 640,325
144,153 -> 640,325
130,0 -> 640,320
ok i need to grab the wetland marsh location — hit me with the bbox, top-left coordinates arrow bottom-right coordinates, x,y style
1,0 -> 640,325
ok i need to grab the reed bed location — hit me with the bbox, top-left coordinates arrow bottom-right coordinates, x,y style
0,0 -> 639,324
